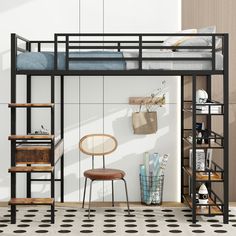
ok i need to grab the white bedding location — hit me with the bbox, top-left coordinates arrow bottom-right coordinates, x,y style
123,51 -> 223,70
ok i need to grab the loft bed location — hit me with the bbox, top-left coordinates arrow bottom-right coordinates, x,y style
12,33 -> 227,76
9,33 -> 229,224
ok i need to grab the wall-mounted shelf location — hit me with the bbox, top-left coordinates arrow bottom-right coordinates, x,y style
8,135 -> 54,140
129,96 -> 165,106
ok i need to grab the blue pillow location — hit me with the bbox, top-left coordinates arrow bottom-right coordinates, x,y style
17,52 -> 54,70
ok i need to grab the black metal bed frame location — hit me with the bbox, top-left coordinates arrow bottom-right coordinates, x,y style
10,33 -> 229,224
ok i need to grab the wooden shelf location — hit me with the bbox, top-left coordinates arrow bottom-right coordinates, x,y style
129,96 -> 165,106
183,108 -> 223,115
184,195 -> 223,215
8,135 -> 54,140
9,198 -> 54,205
9,166 -> 54,173
8,103 -> 54,108
183,138 -> 223,149
183,167 -> 223,182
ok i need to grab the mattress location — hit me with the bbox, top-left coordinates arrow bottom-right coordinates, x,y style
123,51 -> 223,70
16,51 -> 223,71
17,51 -> 126,70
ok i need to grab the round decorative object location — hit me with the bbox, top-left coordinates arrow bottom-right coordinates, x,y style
198,184 -> 208,204
196,89 -> 208,104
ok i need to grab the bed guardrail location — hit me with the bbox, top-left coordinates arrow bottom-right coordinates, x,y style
12,33 -> 228,72
54,33 -> 226,72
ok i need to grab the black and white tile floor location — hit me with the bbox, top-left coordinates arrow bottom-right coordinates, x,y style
0,206 -> 236,235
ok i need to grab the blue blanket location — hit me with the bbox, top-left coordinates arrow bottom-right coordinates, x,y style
17,51 -> 126,70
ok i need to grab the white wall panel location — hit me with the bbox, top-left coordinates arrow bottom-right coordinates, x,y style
103,104 -> 180,201
64,76 -> 80,104
63,104 -> 80,201
80,0 -> 104,33
0,0 -> 79,103
80,77 -> 103,103
0,0 -> 79,201
104,0 -> 180,33
105,76 -> 178,104
0,0 -> 181,202
79,104 -> 104,201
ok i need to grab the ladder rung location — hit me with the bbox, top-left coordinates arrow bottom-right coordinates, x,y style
8,103 -> 54,108
8,135 -> 54,140
8,166 -> 54,173
9,198 -> 54,205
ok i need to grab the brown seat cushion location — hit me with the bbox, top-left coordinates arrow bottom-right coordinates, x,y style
84,168 -> 125,180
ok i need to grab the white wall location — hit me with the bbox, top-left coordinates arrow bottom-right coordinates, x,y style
0,0 -> 181,202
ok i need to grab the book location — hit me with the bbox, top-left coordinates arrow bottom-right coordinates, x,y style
206,149 -> 213,170
189,149 -> 205,171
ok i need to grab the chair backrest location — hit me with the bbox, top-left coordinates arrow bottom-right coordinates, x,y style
79,134 -> 118,156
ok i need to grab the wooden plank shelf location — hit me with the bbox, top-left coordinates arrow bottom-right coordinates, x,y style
183,167 -> 223,182
129,96 -> 165,106
8,166 -> 54,173
183,137 -> 223,149
8,103 -> 54,108
184,195 -> 223,215
8,135 -> 54,140
183,108 -> 224,115
9,198 -> 54,205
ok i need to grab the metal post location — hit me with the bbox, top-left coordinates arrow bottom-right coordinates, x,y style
10,33 -> 17,224
223,34 -> 229,224
54,35 -> 58,70
206,75 -> 212,197
26,75 -> 31,198
51,75 -> 55,223
192,75 -> 197,224
181,75 -> 184,203
139,35 -> 142,70
60,75 -> 64,203
112,180 -> 114,207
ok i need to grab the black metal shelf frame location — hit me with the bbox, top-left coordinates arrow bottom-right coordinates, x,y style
10,35 -> 65,224
10,33 -> 229,224
180,34 -> 228,223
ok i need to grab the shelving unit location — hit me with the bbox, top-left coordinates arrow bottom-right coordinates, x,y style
181,73 -> 229,223
9,36 -> 65,224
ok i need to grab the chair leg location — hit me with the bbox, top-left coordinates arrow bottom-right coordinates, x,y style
112,180 -> 114,207
122,178 -> 130,215
88,180 -> 93,219
82,177 -> 87,208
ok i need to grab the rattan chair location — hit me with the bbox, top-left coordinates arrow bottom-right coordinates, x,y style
79,134 -> 130,218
